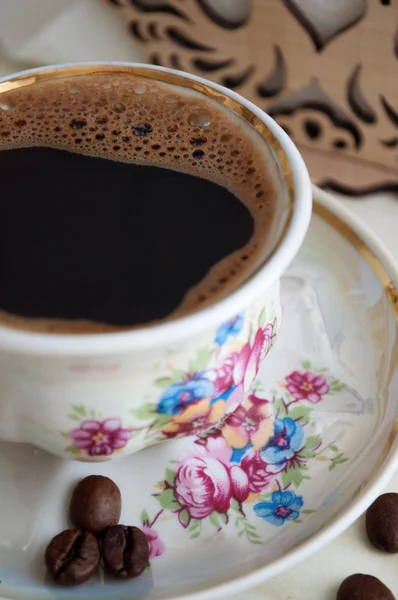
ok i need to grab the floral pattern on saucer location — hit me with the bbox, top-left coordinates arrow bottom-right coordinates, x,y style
139,361 -> 348,553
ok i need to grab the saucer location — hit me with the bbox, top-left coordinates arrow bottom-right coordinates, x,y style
1,186 -> 398,600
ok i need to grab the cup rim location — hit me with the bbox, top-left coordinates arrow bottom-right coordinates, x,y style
0,61 -> 312,355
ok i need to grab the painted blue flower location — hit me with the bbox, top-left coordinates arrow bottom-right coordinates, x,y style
260,418 -> 304,467
214,314 -> 244,346
254,491 -> 303,526
157,376 -> 214,415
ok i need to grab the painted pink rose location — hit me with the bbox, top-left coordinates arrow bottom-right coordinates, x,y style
241,450 -> 274,493
142,525 -> 165,558
174,451 -> 249,519
203,435 -> 233,463
206,352 -> 239,397
69,418 -> 133,456
286,371 -> 330,404
233,323 -> 275,389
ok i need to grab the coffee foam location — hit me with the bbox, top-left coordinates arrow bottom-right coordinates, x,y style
0,73 -> 277,333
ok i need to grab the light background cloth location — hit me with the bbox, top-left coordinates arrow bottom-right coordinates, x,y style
0,1 -> 397,598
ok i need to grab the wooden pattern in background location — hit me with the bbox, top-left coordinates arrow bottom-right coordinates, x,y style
103,0 -> 398,196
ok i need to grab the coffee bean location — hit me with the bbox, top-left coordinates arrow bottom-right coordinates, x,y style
102,525 -> 149,579
337,574 -> 395,600
69,475 -> 121,535
366,492 -> 398,552
45,529 -> 100,586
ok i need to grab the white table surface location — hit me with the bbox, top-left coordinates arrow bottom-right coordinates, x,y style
0,2 -> 397,597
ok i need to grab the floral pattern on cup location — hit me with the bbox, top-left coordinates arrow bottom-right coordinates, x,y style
62,406 -> 134,457
127,313 -> 278,444
214,314 -> 244,346
61,311 -> 279,457
139,360 -> 348,548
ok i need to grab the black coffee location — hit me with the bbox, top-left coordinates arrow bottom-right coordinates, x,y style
0,71 -> 277,332
0,146 -> 253,327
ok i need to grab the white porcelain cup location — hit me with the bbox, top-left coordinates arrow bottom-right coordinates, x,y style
0,63 -> 312,461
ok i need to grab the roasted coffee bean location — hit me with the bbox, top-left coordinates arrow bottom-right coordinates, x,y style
102,525 -> 149,579
45,529 -> 100,586
69,475 -> 121,535
366,492 -> 398,552
337,574 -> 395,600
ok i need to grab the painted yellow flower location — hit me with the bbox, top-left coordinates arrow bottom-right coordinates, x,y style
222,394 -> 274,450
161,397 -> 227,438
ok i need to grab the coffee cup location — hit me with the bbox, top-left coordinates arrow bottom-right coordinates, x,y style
0,63 -> 311,461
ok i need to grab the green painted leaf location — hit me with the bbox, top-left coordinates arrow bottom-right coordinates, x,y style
188,347 -> 214,373
330,445 -> 338,452
304,435 -> 322,450
230,499 -> 241,513
218,513 -> 228,526
258,307 -> 268,328
247,530 -> 260,539
292,519 -> 303,524
157,488 -> 181,511
72,404 -> 87,417
253,380 -> 264,392
188,520 -> 200,532
165,468 -> 176,486
273,397 -> 288,419
169,369 -> 187,384
288,406 -> 312,423
209,513 -> 219,529
238,529 -> 245,537
329,463 -> 336,471
154,377 -> 172,389
209,512 -> 228,529
250,539 -> 263,545
152,414 -> 172,431
332,453 -> 344,461
281,466 -> 305,488
302,360 -> 311,370
298,448 -> 315,459
140,509 -> 150,524
131,404 -> 157,421
89,409 -> 96,418
190,532 -> 200,539
179,509 -> 190,527
331,382 -> 345,393
302,509 -> 316,515
59,431 -> 69,439
64,445 -> 79,454
68,414 -> 81,422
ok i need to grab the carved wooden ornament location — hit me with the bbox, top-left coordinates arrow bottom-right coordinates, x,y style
103,0 -> 398,196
